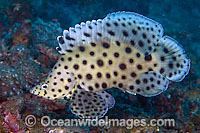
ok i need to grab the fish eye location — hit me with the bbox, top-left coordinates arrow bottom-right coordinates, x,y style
41,84 -> 48,90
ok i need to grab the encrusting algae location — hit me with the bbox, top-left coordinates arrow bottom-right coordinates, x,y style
30,11 -> 190,119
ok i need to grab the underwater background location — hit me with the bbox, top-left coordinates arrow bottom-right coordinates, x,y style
0,0 -> 199,132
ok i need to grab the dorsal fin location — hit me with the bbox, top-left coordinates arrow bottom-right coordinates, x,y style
57,11 -> 164,55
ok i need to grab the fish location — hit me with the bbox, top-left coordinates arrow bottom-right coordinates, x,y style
30,11 -> 190,118
69,85 -> 115,119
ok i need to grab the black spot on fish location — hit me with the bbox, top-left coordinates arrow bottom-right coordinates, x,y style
102,83 -> 107,88
108,60 -> 113,65
97,72 -> 102,78
114,52 -> 119,58
88,86 -> 94,91
66,49 -> 73,53
143,78 -> 148,84
146,86 -> 150,90
91,65 -> 95,69
108,30 -> 115,36
58,37 -> 64,44
103,52 -> 107,57
132,29 -> 137,35
169,73 -> 173,77
113,71 -> 118,76
102,43 -> 110,49
129,59 -> 134,63
168,63 -> 173,69
78,74 -> 82,79
114,22 -> 118,26
68,57 -> 72,61
57,72 -> 61,75
172,56 -> 176,61
69,44 -> 74,47
79,46 -> 85,52
68,78 -> 71,82
97,32 -> 102,37
75,54 -> 79,58
84,32 -> 90,37
90,51 -> 95,56
73,64 -> 79,70
91,42 -> 96,47
135,79 -> 141,84
121,75 -> 126,80
137,64 -> 142,70
176,63 -> 180,68
160,68 -> 165,74
61,57 -> 64,61
86,74 -> 92,80
95,83 -> 99,88
129,86 -> 134,90
97,59 -> 104,67
65,35 -> 75,41
106,22 -> 111,27
116,41 -> 120,46
144,55 -> 152,61
125,47 -> 132,53
136,53 -> 140,58
130,40 -> 135,46
160,56 -> 165,61
123,30 -> 128,37
82,60 -> 87,65
138,40 -> 144,47
118,83 -> 123,88
88,25 -> 92,29
119,63 -> 126,70
142,33 -> 147,39
106,73 -> 111,79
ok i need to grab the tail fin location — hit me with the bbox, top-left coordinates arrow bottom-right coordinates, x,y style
155,36 -> 190,82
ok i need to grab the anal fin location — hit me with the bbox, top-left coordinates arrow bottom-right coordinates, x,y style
96,91 -> 115,109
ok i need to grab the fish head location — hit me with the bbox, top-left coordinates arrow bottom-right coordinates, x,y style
30,71 -> 77,100
30,82 -> 50,99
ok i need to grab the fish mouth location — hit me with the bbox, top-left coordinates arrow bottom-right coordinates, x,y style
29,88 -> 35,94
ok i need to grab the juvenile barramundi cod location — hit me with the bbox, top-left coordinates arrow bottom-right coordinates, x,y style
30,11 -> 190,118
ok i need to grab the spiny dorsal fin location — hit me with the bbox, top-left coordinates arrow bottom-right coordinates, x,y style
57,11 -> 163,55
